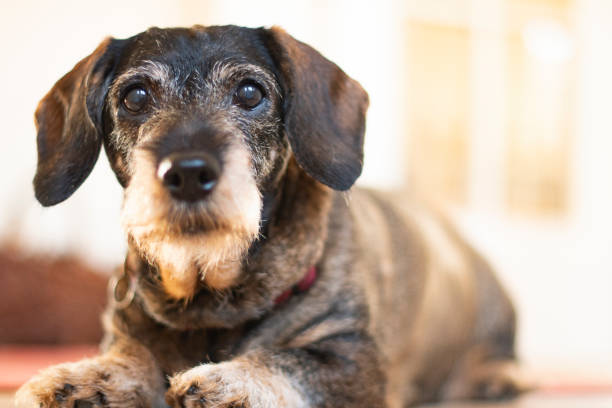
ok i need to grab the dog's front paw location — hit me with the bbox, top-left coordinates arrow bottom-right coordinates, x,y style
166,363 -> 250,408
15,356 -> 162,408
166,359 -> 305,408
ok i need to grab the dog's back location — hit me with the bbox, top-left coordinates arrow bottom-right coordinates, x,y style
346,188 -> 519,405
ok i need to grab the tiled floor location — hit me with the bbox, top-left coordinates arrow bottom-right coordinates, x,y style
1,394 -> 12,407
3,392 -> 612,407
421,393 -> 612,407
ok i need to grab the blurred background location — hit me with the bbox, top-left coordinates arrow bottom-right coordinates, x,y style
1,0 -> 612,400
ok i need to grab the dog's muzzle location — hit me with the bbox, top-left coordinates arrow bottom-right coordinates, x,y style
157,151 -> 220,202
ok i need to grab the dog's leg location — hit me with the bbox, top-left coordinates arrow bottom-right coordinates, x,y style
165,334 -> 385,408
444,359 -> 531,401
15,338 -> 165,408
441,346 -> 532,401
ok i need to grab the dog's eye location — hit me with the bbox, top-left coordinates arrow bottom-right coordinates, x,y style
122,87 -> 148,113
234,82 -> 264,109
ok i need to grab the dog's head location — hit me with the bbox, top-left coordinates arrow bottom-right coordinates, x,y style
34,25 -> 368,299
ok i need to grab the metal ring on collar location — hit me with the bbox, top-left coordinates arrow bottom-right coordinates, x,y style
108,271 -> 136,310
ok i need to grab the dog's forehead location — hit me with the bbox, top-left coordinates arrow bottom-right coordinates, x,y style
119,25 -> 274,75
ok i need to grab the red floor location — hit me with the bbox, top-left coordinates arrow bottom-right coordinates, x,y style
0,345 -> 98,390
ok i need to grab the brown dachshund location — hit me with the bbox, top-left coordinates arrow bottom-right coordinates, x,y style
16,25 -> 525,407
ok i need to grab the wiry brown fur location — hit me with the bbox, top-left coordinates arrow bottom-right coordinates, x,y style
18,25 -> 527,407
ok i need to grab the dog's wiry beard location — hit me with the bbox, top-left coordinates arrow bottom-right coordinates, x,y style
121,144 -> 262,300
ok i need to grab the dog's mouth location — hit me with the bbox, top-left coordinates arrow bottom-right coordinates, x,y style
121,144 -> 262,299
126,216 -> 256,299
165,204 -> 227,235
126,203 -> 259,293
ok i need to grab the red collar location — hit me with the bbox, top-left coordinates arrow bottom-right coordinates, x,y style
274,266 -> 317,305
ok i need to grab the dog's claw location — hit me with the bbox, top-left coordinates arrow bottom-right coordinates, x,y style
54,384 -> 75,402
50,385 -> 105,408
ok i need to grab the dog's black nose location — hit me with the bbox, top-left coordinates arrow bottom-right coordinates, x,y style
158,152 -> 220,202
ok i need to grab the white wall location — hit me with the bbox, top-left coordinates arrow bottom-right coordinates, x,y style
454,0 -> 612,377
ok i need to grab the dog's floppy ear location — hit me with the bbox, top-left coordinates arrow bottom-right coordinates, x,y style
262,27 -> 369,191
34,38 -> 123,206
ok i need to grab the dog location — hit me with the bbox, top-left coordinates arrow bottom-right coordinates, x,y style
16,25 -> 525,408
